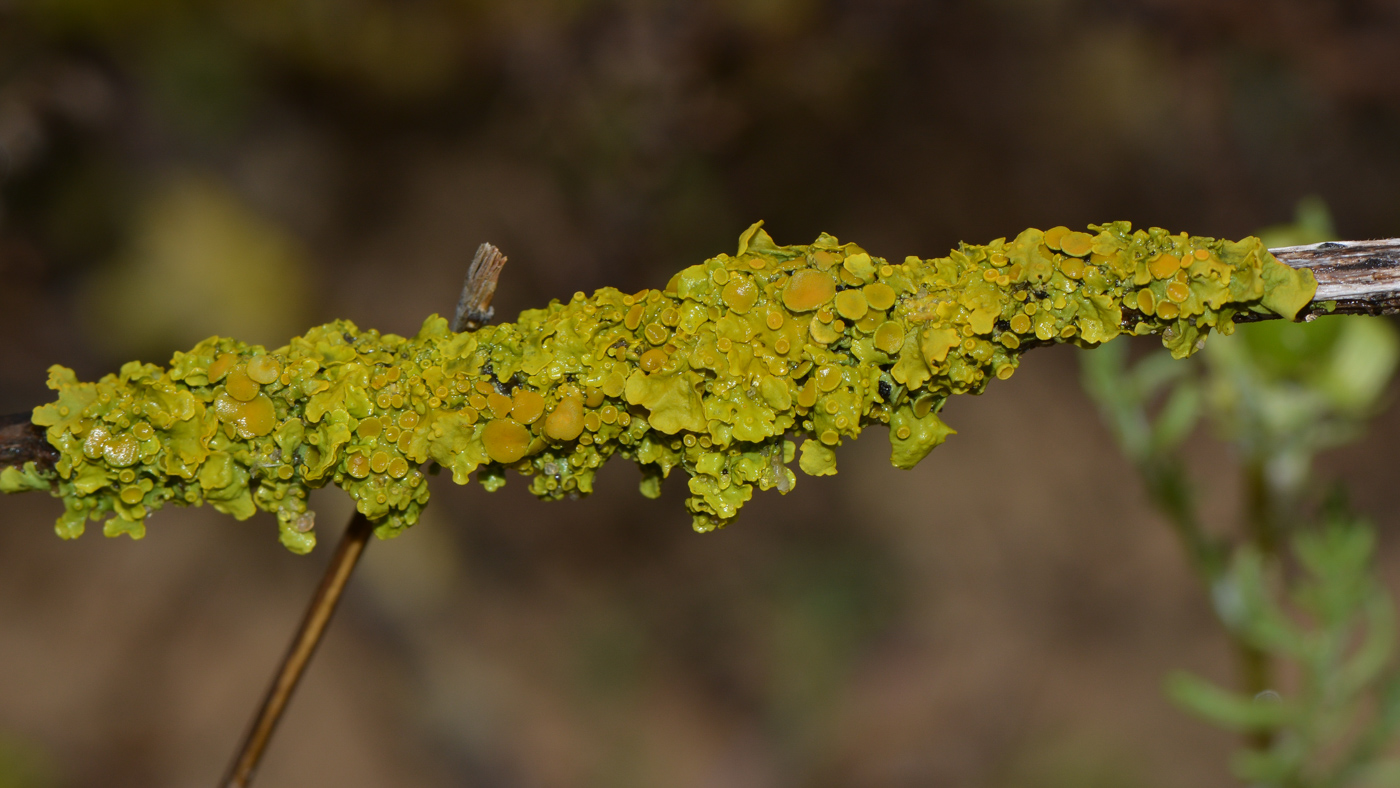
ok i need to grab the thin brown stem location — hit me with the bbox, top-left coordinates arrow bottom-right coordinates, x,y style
221,242 -> 508,786
1239,461 -> 1276,751
1243,461 -> 1278,562
1237,642 -> 1275,751
453,242 -> 507,332
220,510 -> 376,788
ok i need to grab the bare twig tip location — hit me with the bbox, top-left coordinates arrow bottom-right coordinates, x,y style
453,242 -> 508,333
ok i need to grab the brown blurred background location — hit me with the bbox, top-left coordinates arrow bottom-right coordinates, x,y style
3,1 -> 1400,786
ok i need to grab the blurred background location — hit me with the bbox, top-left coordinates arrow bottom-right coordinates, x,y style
3,1 -> 1400,786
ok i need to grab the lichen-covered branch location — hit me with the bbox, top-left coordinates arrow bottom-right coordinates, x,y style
0,222 -> 1318,552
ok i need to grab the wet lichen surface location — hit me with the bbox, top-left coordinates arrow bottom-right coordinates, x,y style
0,222 -> 1316,553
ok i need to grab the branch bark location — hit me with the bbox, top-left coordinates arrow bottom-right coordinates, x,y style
0,412 -> 56,470
1274,238 -> 1400,319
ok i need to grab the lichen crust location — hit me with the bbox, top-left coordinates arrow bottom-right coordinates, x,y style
2,221 -> 1316,552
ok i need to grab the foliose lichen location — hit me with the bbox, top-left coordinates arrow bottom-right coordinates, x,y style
0,221 -> 1316,553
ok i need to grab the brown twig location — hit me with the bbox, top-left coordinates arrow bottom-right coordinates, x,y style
453,242 -> 506,332
220,510 -> 376,787
218,241 -> 507,786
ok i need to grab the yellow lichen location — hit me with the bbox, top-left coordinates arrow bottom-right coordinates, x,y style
4,221 -> 1316,552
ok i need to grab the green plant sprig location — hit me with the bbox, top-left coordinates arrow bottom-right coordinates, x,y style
0,221 -> 1316,553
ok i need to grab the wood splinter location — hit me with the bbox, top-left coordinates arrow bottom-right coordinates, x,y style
453,242 -> 507,333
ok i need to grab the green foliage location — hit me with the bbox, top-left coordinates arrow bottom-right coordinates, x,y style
1082,202 -> 1400,787
1204,316 -> 1398,506
1167,515 -> 1400,786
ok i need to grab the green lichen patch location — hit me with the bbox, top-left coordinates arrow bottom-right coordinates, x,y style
10,221 -> 1315,551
